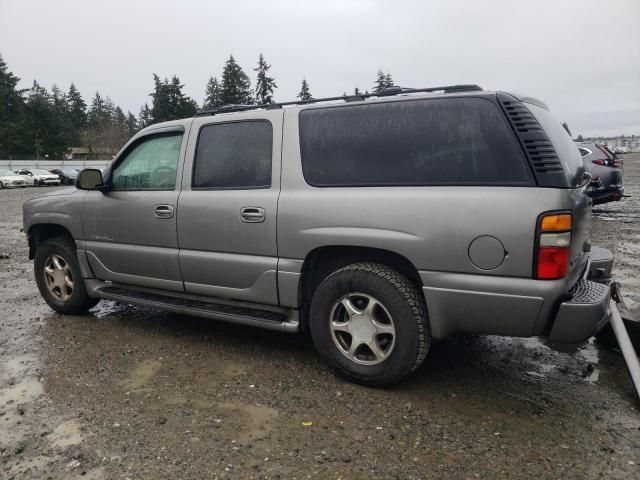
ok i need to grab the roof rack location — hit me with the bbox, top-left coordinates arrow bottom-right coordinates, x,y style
194,84 -> 483,117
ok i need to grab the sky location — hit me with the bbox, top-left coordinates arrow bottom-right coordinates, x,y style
1,0 -> 639,137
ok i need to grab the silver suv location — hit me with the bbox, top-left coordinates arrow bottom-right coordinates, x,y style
23,85 -> 616,386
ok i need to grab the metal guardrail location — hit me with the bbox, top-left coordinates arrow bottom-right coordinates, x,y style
0,160 -> 111,171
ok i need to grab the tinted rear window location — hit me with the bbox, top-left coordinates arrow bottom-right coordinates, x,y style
299,97 -> 533,187
193,121 -> 272,189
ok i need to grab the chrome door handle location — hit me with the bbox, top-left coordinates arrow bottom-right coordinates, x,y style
154,204 -> 174,219
240,207 -> 265,223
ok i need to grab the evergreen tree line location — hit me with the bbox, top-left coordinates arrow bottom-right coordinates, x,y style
0,52 -> 395,159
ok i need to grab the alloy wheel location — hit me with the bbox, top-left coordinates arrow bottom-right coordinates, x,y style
43,254 -> 74,301
329,292 -> 396,365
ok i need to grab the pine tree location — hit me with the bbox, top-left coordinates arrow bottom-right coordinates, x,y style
87,92 -> 107,128
220,55 -> 253,105
126,112 -> 138,136
373,69 -> 387,93
254,53 -> 277,105
373,69 -> 394,93
104,97 -> 117,122
354,87 -> 361,95
203,76 -> 223,110
23,81 -> 68,158
66,83 -> 87,145
577,134 -> 584,142
51,84 -> 73,150
297,78 -> 313,101
149,74 -> 197,123
138,103 -> 152,129
114,106 -> 126,128
0,54 -> 28,157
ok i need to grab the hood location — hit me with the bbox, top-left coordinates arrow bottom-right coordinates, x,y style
0,175 -> 26,181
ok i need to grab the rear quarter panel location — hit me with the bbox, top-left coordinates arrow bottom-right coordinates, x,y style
278,107 -> 581,282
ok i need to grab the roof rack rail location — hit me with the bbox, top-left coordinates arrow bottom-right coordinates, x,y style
194,84 -> 483,117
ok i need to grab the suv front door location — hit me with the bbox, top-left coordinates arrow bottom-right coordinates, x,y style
177,111 -> 282,305
82,126 -> 187,292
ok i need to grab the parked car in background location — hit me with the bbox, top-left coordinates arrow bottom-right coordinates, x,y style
601,145 -> 620,160
0,170 -> 28,188
577,143 -> 624,204
24,85 -> 617,387
16,169 -> 61,187
49,168 -> 80,185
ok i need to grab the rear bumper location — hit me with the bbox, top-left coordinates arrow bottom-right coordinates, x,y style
547,247 -> 615,343
592,185 -> 624,204
420,246 -> 616,342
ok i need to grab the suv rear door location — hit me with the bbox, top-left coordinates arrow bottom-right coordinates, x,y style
177,110 -> 283,305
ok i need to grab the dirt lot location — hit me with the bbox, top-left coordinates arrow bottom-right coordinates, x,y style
1,156 -> 639,479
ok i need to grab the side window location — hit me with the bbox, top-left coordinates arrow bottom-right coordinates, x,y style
111,132 -> 182,191
299,98 -> 533,187
193,121 -> 272,189
578,148 -> 591,157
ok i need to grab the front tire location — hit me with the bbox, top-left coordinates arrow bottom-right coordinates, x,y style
34,236 -> 100,314
309,262 -> 430,387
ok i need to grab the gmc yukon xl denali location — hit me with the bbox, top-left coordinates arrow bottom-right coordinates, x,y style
23,85 -> 616,386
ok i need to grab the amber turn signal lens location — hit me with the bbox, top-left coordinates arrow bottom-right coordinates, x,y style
540,214 -> 572,232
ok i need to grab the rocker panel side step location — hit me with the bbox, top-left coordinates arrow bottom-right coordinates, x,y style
95,286 -> 298,332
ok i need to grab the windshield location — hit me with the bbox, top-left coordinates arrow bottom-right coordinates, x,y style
33,169 -> 53,174
0,170 -> 19,176
63,169 -> 79,174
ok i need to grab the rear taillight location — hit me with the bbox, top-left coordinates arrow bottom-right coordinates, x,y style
591,159 -> 607,166
535,213 -> 572,280
612,161 -> 622,168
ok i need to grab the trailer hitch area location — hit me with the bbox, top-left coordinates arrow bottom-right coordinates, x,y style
611,281 -> 625,305
608,284 -> 640,408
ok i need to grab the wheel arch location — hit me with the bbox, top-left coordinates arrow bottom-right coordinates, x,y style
297,245 -> 422,331
28,223 -> 76,260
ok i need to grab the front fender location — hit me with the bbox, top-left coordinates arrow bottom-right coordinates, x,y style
23,189 -> 87,241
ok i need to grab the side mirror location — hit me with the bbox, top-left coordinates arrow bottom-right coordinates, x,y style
76,169 -> 105,191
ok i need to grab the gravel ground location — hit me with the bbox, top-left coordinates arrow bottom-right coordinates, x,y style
1,157 -> 639,479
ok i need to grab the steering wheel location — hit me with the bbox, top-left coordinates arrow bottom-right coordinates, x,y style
150,165 -> 176,188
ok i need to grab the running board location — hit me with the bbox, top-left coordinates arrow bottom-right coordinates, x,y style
94,285 -> 299,332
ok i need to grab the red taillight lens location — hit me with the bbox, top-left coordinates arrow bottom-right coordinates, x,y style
612,161 -> 622,168
591,159 -> 607,166
536,213 -> 572,280
537,247 -> 570,279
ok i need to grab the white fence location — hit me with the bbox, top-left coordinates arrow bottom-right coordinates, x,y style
0,160 -> 111,171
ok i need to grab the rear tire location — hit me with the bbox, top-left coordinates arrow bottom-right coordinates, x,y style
309,262 -> 430,387
34,236 -> 100,314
